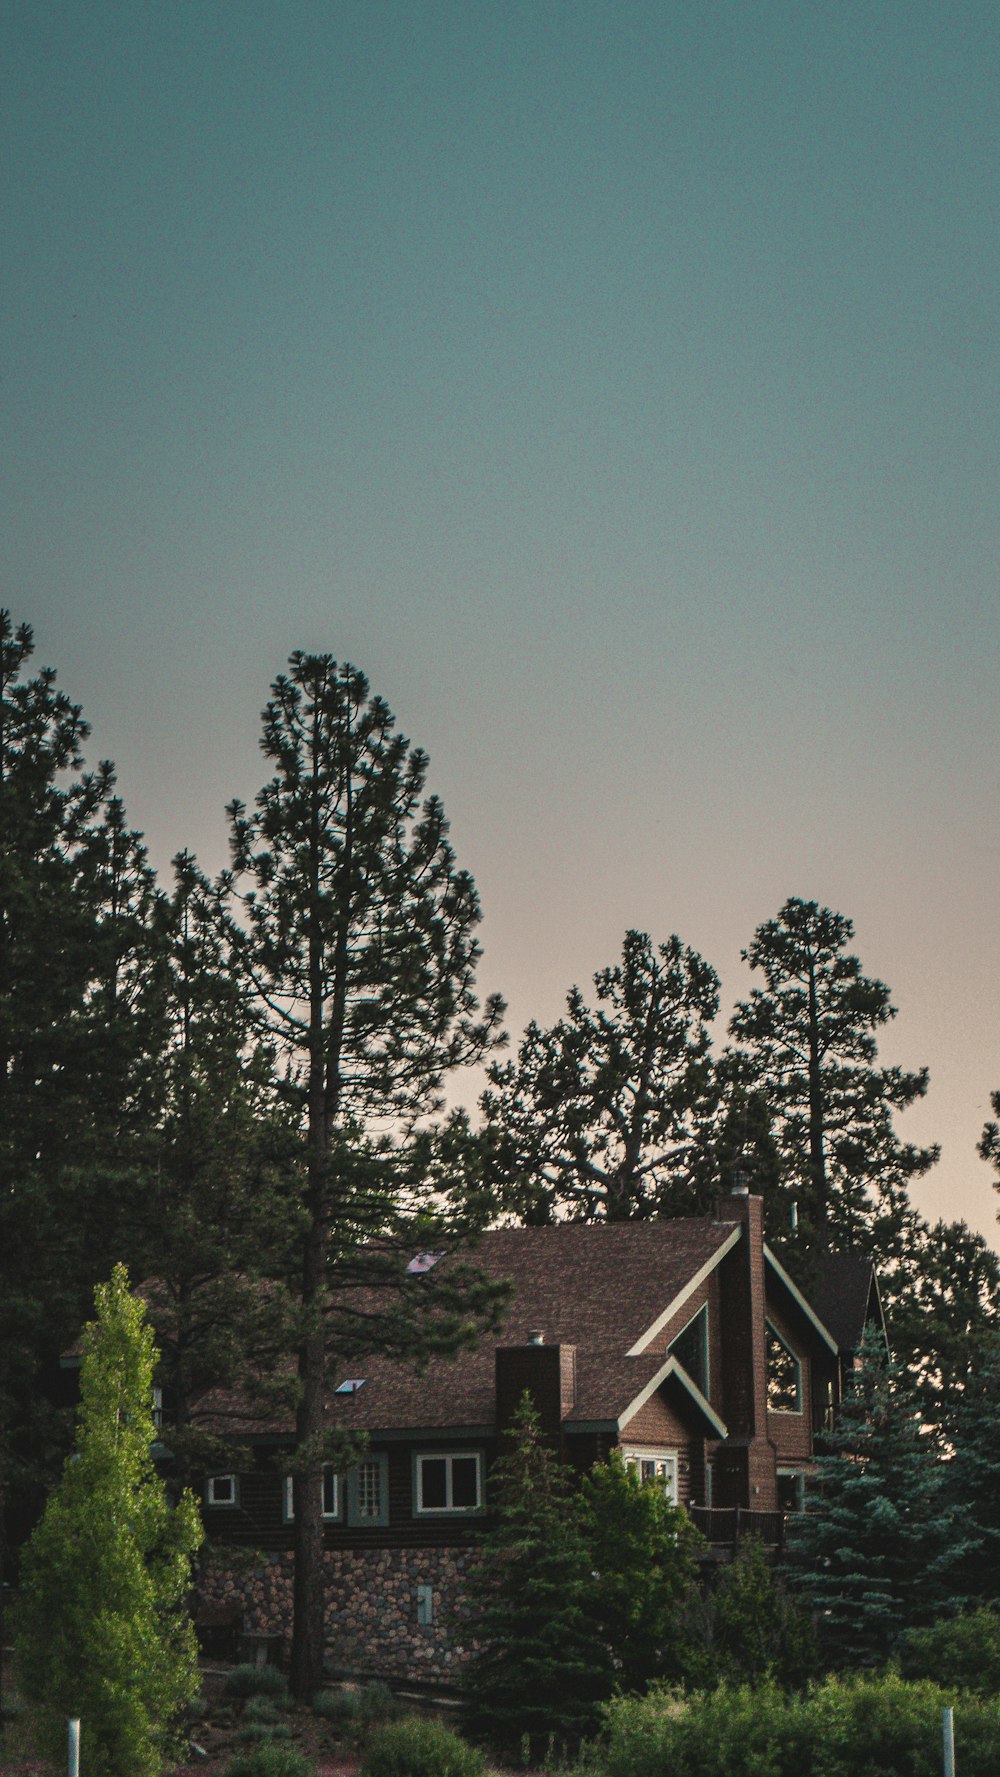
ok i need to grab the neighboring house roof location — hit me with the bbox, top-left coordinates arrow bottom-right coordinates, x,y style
808,1250 -> 884,1353
197,1217 -> 742,1439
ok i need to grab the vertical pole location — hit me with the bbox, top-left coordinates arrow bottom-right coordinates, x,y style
942,1705 -> 955,1777
68,1717 -> 80,1777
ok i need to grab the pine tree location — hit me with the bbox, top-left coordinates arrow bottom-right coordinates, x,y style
947,1332 -> 1000,1606
218,653 -> 507,1697
16,1266 -> 202,1777
481,928 -> 720,1222
461,1396 -> 613,1758
785,1327 -> 968,1667
884,1219 -> 1000,1443
727,898 -> 938,1262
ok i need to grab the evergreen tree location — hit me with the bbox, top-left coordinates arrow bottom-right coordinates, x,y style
218,653 -> 507,1697
139,851 -> 301,1483
884,1218 -> 1000,1443
579,1448 -> 703,1692
481,928 -> 720,1222
461,1396 -> 613,1758
977,1090 -> 1000,1201
785,1327 -> 968,1667
16,1266 -> 202,1777
727,898 -> 938,1262
947,1333 -> 1000,1606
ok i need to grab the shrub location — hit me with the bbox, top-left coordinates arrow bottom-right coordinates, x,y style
897,1608 -> 1000,1697
313,1686 -> 362,1729
244,1696 -> 283,1724
361,1716 -> 487,1777
225,1741 -> 315,1777
224,1664 -> 290,1703
589,1673 -> 1000,1777
360,1681 -> 405,1728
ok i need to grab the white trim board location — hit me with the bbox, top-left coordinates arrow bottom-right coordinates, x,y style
626,1226 -> 741,1356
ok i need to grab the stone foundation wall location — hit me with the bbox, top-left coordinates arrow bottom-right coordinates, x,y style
197,1546 -> 478,1684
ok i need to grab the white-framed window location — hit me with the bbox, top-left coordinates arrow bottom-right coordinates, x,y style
151,1386 -> 163,1428
777,1468 -> 805,1513
414,1451 -> 483,1515
282,1469 -> 341,1523
766,1322 -> 803,1414
206,1473 -> 238,1507
346,1453 -> 389,1528
669,1303 -> 710,1398
621,1447 -> 679,1504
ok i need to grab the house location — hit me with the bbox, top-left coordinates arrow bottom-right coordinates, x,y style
191,1187 -> 878,1683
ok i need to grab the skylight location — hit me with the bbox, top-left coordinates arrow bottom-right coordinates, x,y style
406,1252 -> 443,1274
334,1378 -> 366,1395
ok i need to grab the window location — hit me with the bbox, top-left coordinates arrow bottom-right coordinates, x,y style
151,1386 -> 163,1428
282,1469 -> 341,1522
766,1323 -> 802,1413
669,1303 -> 709,1397
777,1470 -> 805,1513
206,1474 -> 237,1507
347,1453 -> 389,1528
621,1448 -> 678,1504
414,1451 -> 483,1515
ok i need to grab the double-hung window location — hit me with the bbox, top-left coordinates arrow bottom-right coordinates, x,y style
414,1451 -> 483,1515
282,1468 -> 341,1523
621,1447 -> 679,1504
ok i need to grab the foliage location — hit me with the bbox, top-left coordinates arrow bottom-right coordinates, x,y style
360,1715 -> 487,1777
244,1696 -> 286,1724
482,928 -> 720,1221
15,1267 -> 203,1777
726,897 -> 937,1261
784,1326 -> 970,1667
359,1682 -> 405,1728
311,1686 -> 362,1727
225,1742 -> 315,1777
586,1673 -> 1000,1777
223,1665 -> 291,1703
461,1395 -> 614,1759
884,1218 -> 1000,1442
218,654 -> 508,1695
697,1534 -> 816,1689
897,1607 -> 1000,1697
579,1449 -> 704,1690
942,1332 -> 1000,1605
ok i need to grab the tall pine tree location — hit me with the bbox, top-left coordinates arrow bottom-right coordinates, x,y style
218,653 -> 507,1697
727,899 -> 937,1262
481,928 -> 720,1221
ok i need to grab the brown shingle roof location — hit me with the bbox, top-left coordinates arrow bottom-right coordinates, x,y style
198,1218 -> 739,1438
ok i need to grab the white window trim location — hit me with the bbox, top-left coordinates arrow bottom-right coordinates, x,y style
414,1450 -> 484,1515
282,1469 -> 340,1523
206,1473 -> 238,1507
621,1447 -> 679,1505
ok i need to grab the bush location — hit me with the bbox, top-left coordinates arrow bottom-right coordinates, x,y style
313,1686 -> 362,1729
897,1608 -> 1000,1697
360,1680 -> 405,1728
589,1673 -> 1000,1777
361,1716 -> 486,1777
224,1664 -> 291,1703
244,1696 -> 284,1724
225,1741 -> 315,1777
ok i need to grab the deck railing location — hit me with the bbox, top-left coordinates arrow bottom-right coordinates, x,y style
686,1505 -> 786,1548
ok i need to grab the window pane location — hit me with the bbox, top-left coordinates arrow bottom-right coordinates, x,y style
451,1457 -> 479,1508
767,1326 -> 802,1412
670,1306 -> 709,1396
358,1460 -> 382,1519
322,1470 -> 338,1517
420,1458 -> 447,1509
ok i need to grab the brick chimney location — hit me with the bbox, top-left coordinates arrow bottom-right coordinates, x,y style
714,1189 -> 777,1510
495,1338 -> 577,1454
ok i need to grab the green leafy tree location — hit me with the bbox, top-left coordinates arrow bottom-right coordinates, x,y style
481,928 -> 720,1222
218,654 -> 507,1698
580,1449 -> 703,1692
461,1396 -> 613,1758
785,1327 -> 969,1667
16,1266 -> 203,1777
727,898 -> 938,1262
699,1534 -> 816,1689
898,1607 -> 1000,1697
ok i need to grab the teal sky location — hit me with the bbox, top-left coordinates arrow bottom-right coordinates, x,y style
4,2 -> 998,1241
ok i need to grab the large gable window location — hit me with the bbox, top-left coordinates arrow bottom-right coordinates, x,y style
669,1304 -> 709,1397
621,1447 -> 678,1504
767,1322 -> 802,1413
414,1451 -> 483,1515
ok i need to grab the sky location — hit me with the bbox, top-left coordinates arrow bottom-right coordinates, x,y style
3,1 -> 998,1244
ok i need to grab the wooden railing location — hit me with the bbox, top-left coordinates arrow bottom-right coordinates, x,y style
686,1505 -> 786,1548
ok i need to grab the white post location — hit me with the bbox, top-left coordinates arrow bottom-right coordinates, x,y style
68,1717 -> 80,1777
943,1705 -> 955,1777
